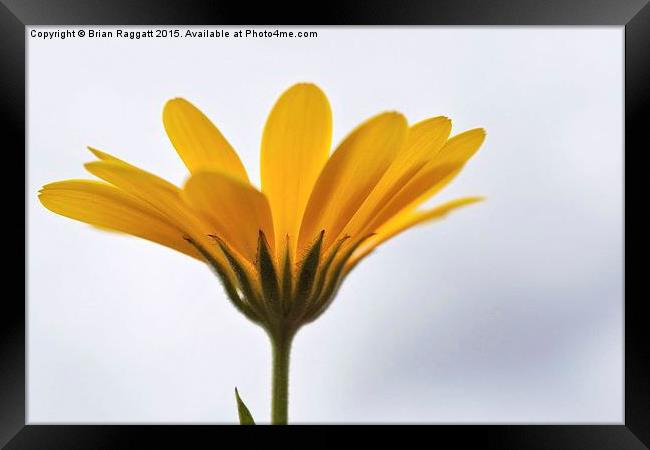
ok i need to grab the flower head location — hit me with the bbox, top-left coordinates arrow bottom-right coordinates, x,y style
39,83 -> 485,336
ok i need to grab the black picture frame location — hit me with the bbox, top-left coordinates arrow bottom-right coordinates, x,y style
2,0 -> 647,447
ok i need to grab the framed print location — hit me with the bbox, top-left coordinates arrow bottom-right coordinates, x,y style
2,0 -> 648,447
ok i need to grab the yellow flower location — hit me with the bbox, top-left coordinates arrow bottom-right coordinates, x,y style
39,83 -> 485,332
39,83 -> 485,423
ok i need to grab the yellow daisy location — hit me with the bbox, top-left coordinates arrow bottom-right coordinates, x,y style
39,83 -> 485,424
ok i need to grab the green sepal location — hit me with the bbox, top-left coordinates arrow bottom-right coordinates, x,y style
235,387 -> 255,425
185,237 -> 260,324
210,235 -> 266,320
291,230 -> 325,318
304,234 -> 374,322
257,230 -> 280,311
281,239 -> 293,314
309,235 -> 350,306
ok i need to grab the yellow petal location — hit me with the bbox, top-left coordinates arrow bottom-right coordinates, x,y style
260,83 -> 332,256
407,128 -> 486,209
359,127 -> 486,235
38,179 -> 201,259
84,160 -> 229,269
163,98 -> 249,181
364,162 -> 463,234
87,146 -> 131,165
182,170 -> 274,263
341,116 -> 451,240
347,196 -> 485,269
435,127 -> 486,166
298,112 -> 407,252
403,116 -> 453,166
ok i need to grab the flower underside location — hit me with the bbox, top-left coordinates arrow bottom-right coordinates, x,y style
39,83 -> 486,332
187,229 -> 370,334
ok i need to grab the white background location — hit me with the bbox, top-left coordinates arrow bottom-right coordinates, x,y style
27,27 -> 623,423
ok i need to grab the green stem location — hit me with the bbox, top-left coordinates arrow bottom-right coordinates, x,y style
270,329 -> 294,425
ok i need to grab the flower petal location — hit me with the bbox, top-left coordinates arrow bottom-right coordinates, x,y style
361,127 -> 486,235
84,160 -> 229,269
182,170 -> 274,263
298,112 -> 407,252
87,146 -> 132,165
347,196 -> 485,269
163,98 -> 249,181
260,83 -> 332,256
435,128 -> 486,166
363,162 -> 463,234
407,128 -> 486,210
38,179 -> 201,259
341,116 -> 452,241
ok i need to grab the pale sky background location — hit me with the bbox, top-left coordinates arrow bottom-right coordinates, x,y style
27,26 -> 623,423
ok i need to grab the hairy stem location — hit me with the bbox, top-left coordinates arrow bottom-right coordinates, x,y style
270,328 -> 294,425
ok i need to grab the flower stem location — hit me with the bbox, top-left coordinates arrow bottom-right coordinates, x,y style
270,329 -> 293,425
